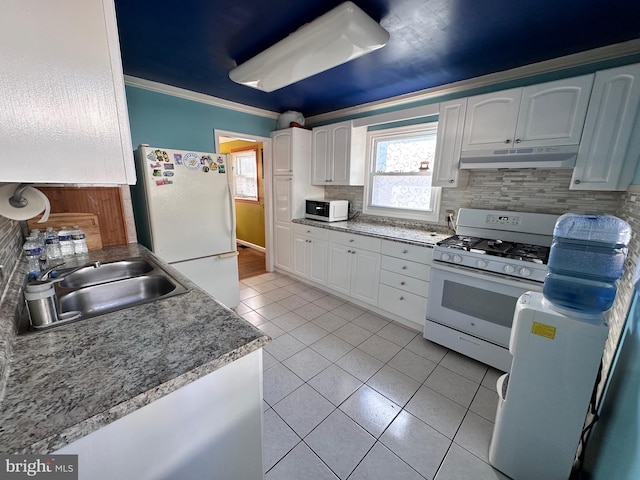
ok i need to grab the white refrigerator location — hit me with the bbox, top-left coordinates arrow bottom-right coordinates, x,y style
131,144 -> 239,308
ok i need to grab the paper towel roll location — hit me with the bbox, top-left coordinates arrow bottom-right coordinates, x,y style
0,184 -> 51,222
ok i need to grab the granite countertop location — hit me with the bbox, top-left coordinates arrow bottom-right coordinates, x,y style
0,244 -> 269,454
292,217 -> 453,246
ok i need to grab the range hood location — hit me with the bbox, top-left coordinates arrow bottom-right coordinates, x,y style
459,145 -> 578,169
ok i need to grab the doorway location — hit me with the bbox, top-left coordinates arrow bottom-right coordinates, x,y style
215,130 -> 273,279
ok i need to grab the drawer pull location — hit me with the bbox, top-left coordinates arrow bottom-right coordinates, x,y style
349,239 -> 354,242
402,266 -> 407,270
400,281 -> 406,285
399,296 -> 404,300
403,249 -> 408,254
458,336 -> 482,346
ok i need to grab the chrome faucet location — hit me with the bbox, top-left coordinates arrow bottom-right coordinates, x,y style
37,261 -> 101,282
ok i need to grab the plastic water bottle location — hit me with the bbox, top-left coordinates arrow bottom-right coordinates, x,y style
44,227 -> 63,262
543,214 -> 631,314
58,226 -> 74,257
29,229 -> 45,252
23,236 -> 43,277
71,225 -> 88,255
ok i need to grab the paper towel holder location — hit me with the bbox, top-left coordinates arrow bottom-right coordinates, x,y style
9,183 -> 31,209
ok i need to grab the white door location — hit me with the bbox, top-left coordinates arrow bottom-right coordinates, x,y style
309,239 -> 329,285
311,127 -> 331,184
274,223 -> 292,271
330,123 -> 351,184
272,130 -> 293,175
292,235 -> 309,278
350,249 -> 381,306
171,255 -> 239,309
273,176 -> 292,223
432,98 -> 467,187
328,244 -> 352,295
461,89 -> 522,150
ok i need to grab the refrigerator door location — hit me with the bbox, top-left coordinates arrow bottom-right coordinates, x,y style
139,146 -> 236,263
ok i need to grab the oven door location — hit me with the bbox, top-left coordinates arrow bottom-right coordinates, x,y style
427,261 -> 542,347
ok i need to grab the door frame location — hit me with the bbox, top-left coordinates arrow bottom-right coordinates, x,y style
215,129 -> 274,272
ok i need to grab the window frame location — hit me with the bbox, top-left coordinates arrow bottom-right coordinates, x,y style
231,146 -> 260,204
362,123 -> 441,222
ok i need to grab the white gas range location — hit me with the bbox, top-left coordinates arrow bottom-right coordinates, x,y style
425,208 -> 559,371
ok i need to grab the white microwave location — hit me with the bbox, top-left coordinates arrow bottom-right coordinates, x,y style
305,199 -> 349,222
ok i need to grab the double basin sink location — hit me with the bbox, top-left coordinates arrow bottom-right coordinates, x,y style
25,256 -> 189,331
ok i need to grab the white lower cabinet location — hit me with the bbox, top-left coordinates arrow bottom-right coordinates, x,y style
293,224 -> 329,285
327,232 -> 381,306
378,241 -> 433,326
274,223 -> 292,272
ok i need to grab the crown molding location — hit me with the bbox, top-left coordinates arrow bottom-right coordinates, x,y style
307,38 -> 640,124
124,76 -> 280,119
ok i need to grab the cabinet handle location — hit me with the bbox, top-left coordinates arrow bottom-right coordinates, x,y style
347,250 -> 352,253
402,265 -> 407,270
449,179 -> 455,183
349,239 -> 354,243
307,230 -> 311,233
400,281 -> 406,285
505,139 -> 512,144
402,249 -> 408,254
399,296 -> 404,300
574,179 -> 581,185
352,251 -> 356,255
515,139 -> 521,144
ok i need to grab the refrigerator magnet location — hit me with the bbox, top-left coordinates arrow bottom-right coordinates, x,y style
154,149 -> 164,161
218,165 -> 226,174
174,153 -> 183,165
152,169 -> 162,177
163,171 -> 174,177
149,162 -> 161,168
216,155 -> 224,164
183,153 -> 200,170
146,151 -> 156,161
202,166 -> 210,173
210,162 -> 218,171
164,163 -> 174,170
162,151 -> 170,161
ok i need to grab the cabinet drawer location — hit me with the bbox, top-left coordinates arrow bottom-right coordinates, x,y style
381,255 -> 431,281
292,223 -> 329,240
379,270 -> 429,297
329,231 -> 381,252
381,240 -> 433,264
378,285 -> 427,324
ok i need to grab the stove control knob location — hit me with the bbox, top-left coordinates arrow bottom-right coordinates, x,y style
504,264 -> 515,274
453,255 -> 463,263
441,253 -> 451,261
477,259 -> 487,268
519,267 -> 532,277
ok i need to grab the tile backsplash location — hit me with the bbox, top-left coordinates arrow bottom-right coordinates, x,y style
0,212 -> 24,294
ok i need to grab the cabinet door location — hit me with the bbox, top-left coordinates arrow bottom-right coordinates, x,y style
330,123 -> 352,184
311,128 -> 331,184
272,130 -> 293,175
1,0 -> 134,184
461,89 -> 522,150
308,239 -> 329,285
350,249 -> 381,306
571,65 -> 640,191
292,235 -> 309,278
273,176 -> 292,223
433,99 -> 467,187
516,75 -> 593,147
274,223 -> 292,271
328,244 -> 352,295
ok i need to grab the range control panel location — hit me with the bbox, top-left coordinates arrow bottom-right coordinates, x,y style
486,214 -> 522,226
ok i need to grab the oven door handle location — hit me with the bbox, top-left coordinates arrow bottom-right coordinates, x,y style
431,261 -> 543,288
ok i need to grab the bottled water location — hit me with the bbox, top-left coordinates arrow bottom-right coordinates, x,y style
543,214 -> 631,314
44,227 -> 63,262
71,225 -> 88,255
58,226 -> 75,257
23,236 -> 43,277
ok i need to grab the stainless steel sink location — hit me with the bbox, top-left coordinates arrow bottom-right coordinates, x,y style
23,257 -> 189,332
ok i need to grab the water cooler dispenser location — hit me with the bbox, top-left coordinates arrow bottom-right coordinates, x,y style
489,214 -> 631,480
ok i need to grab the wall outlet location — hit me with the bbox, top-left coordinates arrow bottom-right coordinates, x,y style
445,210 -> 455,219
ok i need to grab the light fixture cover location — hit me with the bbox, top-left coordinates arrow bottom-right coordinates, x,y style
229,1 -> 389,92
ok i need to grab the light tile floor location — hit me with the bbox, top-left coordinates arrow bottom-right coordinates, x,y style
235,272 -> 509,480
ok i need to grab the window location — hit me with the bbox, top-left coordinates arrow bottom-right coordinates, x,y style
363,123 -> 441,221
232,148 -> 259,202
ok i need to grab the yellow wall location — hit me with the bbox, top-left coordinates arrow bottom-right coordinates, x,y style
220,140 -> 265,248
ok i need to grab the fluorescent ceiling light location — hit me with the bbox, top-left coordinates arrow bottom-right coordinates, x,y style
229,1 -> 389,92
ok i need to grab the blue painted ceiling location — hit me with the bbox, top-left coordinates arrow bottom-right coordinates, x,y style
114,0 -> 640,117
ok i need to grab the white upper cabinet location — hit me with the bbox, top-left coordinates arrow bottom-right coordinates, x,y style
271,128 -> 310,175
1,0 -> 135,184
311,121 -> 366,185
571,64 -> 640,191
462,75 -> 594,151
432,99 -> 468,187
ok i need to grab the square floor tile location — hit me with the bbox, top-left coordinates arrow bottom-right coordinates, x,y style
294,303 -> 328,321
278,295 -> 310,311
284,283 -> 310,294
243,294 -> 276,310
453,411 -> 494,463
339,385 -> 401,437
239,287 -> 260,300
263,408 -> 301,471
242,276 -> 265,287
482,368 -> 505,392
387,349 -> 437,383
298,288 -> 328,302
263,350 -> 278,371
332,322 -> 373,346
310,334 -> 354,362
349,442 -> 425,480
263,363 -> 304,405
440,350 -> 488,384
405,336 -> 448,363
470,385 -> 499,422
271,311 -> 308,332
424,366 -> 479,408
282,348 -> 332,381
405,386 -> 467,439
335,348 -> 384,382
265,442 -> 339,480
273,384 -> 335,438
358,335 -> 403,363
367,365 -> 421,407
265,288 -> 295,302
265,333 -> 306,361
258,321 -> 286,339
351,312 -> 390,333
243,310 -> 268,327
289,322 -> 329,346
306,409 -> 376,479
434,443 -> 509,480
331,303 -> 365,321
273,277 -> 296,287
308,364 -> 362,406
312,312 -> 349,332
380,411 -> 450,480
376,323 -> 418,347
234,302 -> 252,315
312,295 -> 345,311
257,303 -> 290,321
254,282 -> 281,294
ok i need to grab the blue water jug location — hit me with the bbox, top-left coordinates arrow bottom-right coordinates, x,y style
543,214 -> 631,313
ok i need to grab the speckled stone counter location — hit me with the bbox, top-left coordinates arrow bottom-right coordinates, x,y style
0,244 -> 269,454
291,217 -> 452,246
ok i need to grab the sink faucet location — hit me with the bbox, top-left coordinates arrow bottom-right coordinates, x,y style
37,261 -> 101,282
